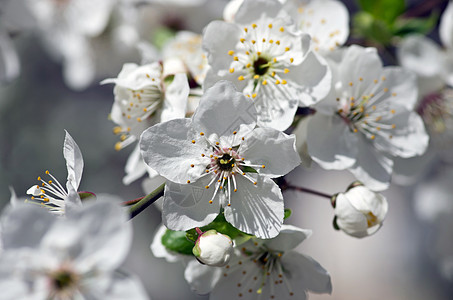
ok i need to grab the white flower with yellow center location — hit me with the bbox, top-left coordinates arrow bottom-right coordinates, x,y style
307,45 -> 429,190
184,225 -> 331,299
139,80 -> 300,239
203,0 -> 331,130
102,62 -> 190,185
26,131 -> 83,216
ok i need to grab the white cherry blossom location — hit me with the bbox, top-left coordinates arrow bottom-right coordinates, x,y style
184,225 -> 331,299
140,80 -> 300,238
0,201 -> 148,300
332,182 -> 388,238
26,131 -> 83,216
307,45 -> 429,190
203,0 -> 331,130
102,62 -> 190,185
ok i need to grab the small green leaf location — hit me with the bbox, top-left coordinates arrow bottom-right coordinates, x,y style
284,208 -> 292,220
392,12 -> 439,37
353,12 -> 394,45
241,166 -> 258,173
152,26 -> 176,50
164,74 -> 175,86
161,229 -> 194,255
186,213 -> 251,243
357,0 -> 405,24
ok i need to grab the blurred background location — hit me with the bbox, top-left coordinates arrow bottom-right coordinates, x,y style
1,0 -> 452,299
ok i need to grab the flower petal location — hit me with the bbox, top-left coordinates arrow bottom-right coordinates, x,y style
202,21 -> 242,72
184,260 -> 222,295
440,1 -> 453,50
161,73 -> 190,122
281,251 -> 332,294
63,130 -> 84,190
162,178 -> 221,231
286,51 -> 332,106
264,225 -> 312,252
348,137 -> 393,191
192,81 -> 257,146
0,204 -> 56,250
234,0 -> 283,24
307,113 -> 358,170
140,118 -> 210,184
239,128 -> 300,178
224,176 -> 284,239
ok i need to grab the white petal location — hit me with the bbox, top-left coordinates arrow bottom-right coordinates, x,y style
286,51 -> 332,106
348,138 -> 393,191
123,144 -> 147,185
397,35 -> 445,78
339,45 -> 383,96
335,193 -> 369,237
346,186 -> 388,222
281,251 -> 332,294
224,176 -> 284,239
307,113 -> 358,170
65,0 -> 114,37
192,81 -> 257,145
379,67 -> 418,110
374,109 -> 429,158
202,21 -> 242,71
234,0 -> 283,24
150,224 -> 182,263
239,128 -> 300,177
184,260 -> 222,295
162,178 -> 221,231
139,118 -> 210,184
67,201 -> 132,273
161,73 -> 190,122
264,225 -> 312,252
287,0 -> 349,51
63,130 -> 84,190
254,89 -> 299,131
0,204 -> 56,250
440,1 -> 453,50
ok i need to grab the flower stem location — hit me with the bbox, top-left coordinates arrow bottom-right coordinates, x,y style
122,196 -> 144,206
285,184 -> 332,200
129,183 -> 165,219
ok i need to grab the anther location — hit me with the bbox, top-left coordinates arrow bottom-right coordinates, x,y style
192,140 -> 196,144
228,50 -> 234,56
187,180 -> 191,183
238,75 -> 245,81
229,68 -> 234,73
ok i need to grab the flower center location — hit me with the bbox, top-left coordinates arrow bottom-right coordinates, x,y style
253,56 -> 270,76
53,271 -> 75,290
217,153 -> 235,171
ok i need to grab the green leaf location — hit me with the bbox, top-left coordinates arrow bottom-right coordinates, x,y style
357,0 -> 405,24
241,166 -> 258,173
284,208 -> 292,220
164,74 -> 175,86
392,12 -> 439,37
186,213 -> 251,243
152,26 -> 176,50
353,12 -> 394,45
161,229 -> 194,256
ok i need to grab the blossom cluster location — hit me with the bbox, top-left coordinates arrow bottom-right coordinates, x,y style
1,0 -> 453,299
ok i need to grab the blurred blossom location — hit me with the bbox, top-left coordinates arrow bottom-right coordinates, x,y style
0,201 -> 148,299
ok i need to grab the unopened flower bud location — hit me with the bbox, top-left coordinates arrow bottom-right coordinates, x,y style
192,229 -> 233,267
333,182 -> 388,238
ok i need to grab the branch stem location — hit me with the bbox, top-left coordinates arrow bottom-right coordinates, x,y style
129,183 -> 165,219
